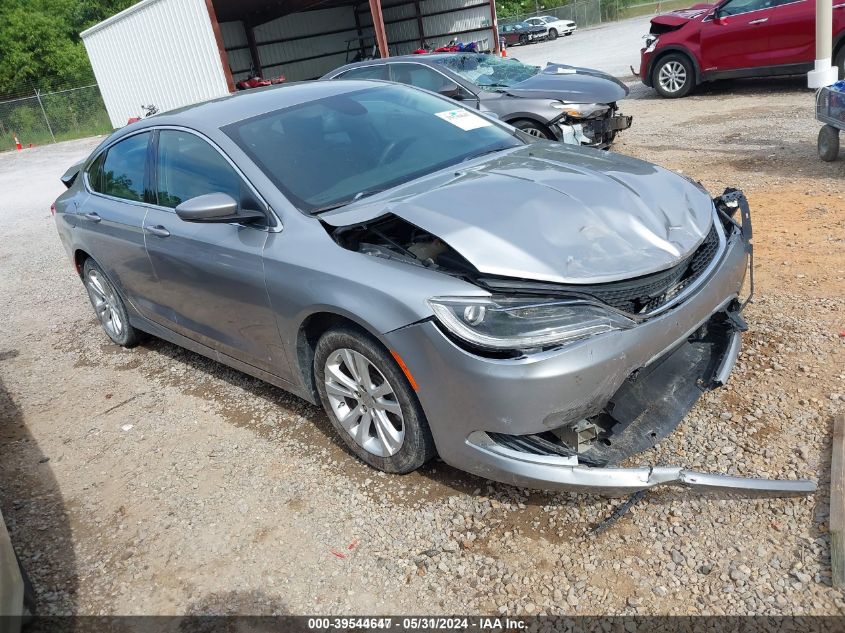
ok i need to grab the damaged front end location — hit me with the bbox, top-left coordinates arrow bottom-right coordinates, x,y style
551,102 -> 633,149
330,188 -> 815,497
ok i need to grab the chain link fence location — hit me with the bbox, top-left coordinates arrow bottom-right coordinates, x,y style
0,84 -> 112,152
500,0 -> 691,27
500,0 -> 603,29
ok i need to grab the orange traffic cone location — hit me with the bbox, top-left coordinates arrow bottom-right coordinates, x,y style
14,134 -> 22,151
502,47 -> 507,58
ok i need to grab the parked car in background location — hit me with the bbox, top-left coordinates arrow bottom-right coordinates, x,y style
524,15 -> 577,39
52,81 -> 814,495
324,53 -> 632,148
640,0 -> 845,98
498,21 -> 547,46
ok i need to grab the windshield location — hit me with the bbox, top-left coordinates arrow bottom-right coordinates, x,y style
224,84 -> 521,213
434,54 -> 540,91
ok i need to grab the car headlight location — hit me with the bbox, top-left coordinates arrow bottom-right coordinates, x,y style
644,35 -> 658,53
428,296 -> 636,350
551,102 -> 610,119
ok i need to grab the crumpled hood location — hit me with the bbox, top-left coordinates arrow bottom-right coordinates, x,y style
322,144 -> 714,285
502,63 -> 629,104
651,4 -> 714,27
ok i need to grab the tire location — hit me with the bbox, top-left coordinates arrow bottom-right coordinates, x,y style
519,34 -> 528,46
835,46 -> 845,81
818,125 -> 840,162
548,28 -> 558,40
81,258 -> 143,347
314,326 -> 436,474
652,53 -> 695,98
512,119 -> 553,139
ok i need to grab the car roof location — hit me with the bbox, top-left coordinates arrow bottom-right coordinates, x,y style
117,80 -> 385,134
325,52 -> 488,76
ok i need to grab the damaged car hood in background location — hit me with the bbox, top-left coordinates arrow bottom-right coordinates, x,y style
651,4 -> 714,28
322,144 -> 714,284
500,63 -> 630,103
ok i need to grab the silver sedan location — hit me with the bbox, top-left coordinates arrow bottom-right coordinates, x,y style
53,80 -> 814,496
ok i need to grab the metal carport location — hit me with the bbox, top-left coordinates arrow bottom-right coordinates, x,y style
214,0 -> 501,86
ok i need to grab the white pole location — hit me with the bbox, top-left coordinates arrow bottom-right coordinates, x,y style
807,0 -> 837,88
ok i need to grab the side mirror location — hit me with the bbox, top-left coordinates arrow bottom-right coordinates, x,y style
175,192 -> 265,223
439,82 -> 467,100
712,9 -> 727,24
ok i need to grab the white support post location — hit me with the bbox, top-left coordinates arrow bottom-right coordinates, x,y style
808,0 -> 838,88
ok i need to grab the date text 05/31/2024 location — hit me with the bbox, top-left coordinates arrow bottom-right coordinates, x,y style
306,617 -> 528,630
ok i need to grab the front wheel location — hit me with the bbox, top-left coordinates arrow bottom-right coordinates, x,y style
548,28 -> 558,40
314,327 -> 436,474
818,125 -> 840,162
82,259 -> 143,347
652,54 -> 694,98
512,119 -> 553,139
519,34 -> 528,46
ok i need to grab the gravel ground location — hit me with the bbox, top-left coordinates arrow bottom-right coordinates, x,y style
1,77 -> 844,617
508,15 -> 651,78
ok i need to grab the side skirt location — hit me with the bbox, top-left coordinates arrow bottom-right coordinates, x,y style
702,62 -> 814,82
128,314 -> 314,404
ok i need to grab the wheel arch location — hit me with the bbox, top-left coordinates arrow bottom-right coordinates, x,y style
295,310 -> 392,403
73,249 -> 91,277
649,46 -> 701,85
505,116 -> 556,139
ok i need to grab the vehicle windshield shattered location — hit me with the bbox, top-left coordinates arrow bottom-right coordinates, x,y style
434,54 -> 541,90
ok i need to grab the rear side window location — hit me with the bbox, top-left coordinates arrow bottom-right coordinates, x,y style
390,63 -> 454,92
99,132 -> 150,202
85,152 -> 105,192
338,65 -> 388,80
155,130 -> 242,208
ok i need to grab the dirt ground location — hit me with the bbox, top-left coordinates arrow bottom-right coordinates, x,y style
0,76 -> 843,617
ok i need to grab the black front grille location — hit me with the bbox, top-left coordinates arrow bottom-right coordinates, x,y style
581,221 -> 722,315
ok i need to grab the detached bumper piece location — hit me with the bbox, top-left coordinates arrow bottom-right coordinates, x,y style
469,432 -> 816,496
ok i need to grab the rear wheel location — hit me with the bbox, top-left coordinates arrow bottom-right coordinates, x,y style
82,259 -> 142,347
548,28 -> 558,40
652,53 -> 694,98
818,125 -> 840,162
512,119 -> 553,139
314,327 -> 436,474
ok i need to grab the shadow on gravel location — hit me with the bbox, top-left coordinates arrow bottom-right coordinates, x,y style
0,349 -> 78,616
185,589 -> 290,616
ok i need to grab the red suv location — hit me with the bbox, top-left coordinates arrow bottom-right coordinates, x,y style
639,0 -> 845,98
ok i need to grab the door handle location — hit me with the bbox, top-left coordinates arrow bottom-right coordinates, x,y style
145,225 -> 170,238
748,17 -> 768,24
82,212 -> 101,222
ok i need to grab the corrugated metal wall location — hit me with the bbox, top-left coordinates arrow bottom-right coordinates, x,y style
218,1 -> 496,82
81,0 -> 231,128
255,7 -> 361,82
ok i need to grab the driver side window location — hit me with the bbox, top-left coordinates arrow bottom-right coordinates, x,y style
155,131 -> 242,209
719,0 -> 773,16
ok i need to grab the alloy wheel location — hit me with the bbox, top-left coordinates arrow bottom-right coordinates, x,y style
524,127 -> 549,138
323,348 -> 405,457
85,269 -> 124,339
658,60 -> 687,94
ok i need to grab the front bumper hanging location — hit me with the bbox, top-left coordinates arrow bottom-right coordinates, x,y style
468,431 -> 817,496
464,191 -> 814,497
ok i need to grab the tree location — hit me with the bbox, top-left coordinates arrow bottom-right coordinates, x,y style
0,0 -> 135,96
